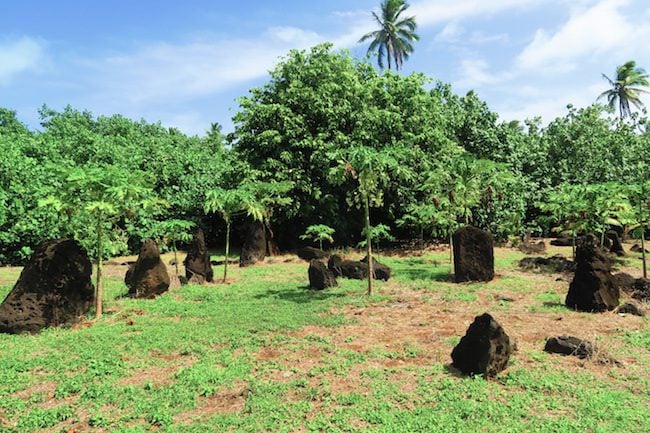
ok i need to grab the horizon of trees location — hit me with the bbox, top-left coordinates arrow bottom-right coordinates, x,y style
1,44 -> 649,265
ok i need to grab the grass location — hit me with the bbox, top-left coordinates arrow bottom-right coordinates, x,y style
0,245 -> 649,432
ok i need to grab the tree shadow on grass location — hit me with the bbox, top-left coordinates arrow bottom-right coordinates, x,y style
252,287 -> 348,304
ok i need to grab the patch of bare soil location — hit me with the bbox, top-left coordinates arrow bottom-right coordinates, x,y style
175,381 -> 249,425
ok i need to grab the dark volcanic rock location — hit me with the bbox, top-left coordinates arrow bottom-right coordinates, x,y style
240,220 -> 266,267
632,278 -> 650,302
453,226 -> 494,283
615,302 -> 645,317
631,244 -> 649,253
297,246 -> 328,261
451,313 -> 512,377
550,236 -> 574,247
184,228 -> 213,283
328,254 -> 343,277
519,240 -> 546,255
612,272 -> 636,293
565,234 -> 619,312
0,239 -> 94,334
308,260 -> 337,290
518,255 -> 575,273
360,256 -> 392,281
125,240 -> 170,298
544,336 -> 594,359
605,230 -> 625,256
340,260 -> 369,280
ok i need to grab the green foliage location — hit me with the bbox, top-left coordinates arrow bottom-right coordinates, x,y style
300,224 -> 335,250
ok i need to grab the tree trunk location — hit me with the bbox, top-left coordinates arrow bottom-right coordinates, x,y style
319,239 -> 323,251
364,193 -> 373,296
173,241 -> 179,277
449,232 -> 454,275
571,230 -> 576,260
224,219 -> 231,283
642,231 -> 647,279
95,213 -> 103,319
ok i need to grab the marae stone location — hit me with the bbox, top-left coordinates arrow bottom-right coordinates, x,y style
0,239 -> 94,334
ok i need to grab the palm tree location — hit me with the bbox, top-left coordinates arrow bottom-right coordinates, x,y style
359,0 -> 419,71
598,60 -> 649,119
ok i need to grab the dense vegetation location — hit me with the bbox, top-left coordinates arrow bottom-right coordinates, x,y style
1,44 -> 649,264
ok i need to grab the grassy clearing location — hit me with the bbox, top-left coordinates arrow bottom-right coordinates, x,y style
0,245 -> 648,432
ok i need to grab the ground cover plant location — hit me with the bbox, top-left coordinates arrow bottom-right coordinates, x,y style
0,245 -> 648,432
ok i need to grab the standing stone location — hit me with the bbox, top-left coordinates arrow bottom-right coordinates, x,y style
451,313 -> 512,377
605,230 -> 625,256
328,254 -> 343,277
453,226 -> 494,283
125,240 -> 170,298
184,228 -> 213,283
240,220 -> 266,267
0,239 -> 94,334
566,234 -> 619,312
361,256 -> 392,281
308,260 -> 337,290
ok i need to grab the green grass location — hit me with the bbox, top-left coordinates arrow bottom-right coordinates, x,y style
0,249 -> 648,433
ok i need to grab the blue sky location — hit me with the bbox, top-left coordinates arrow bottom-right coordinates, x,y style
1,0 -> 649,135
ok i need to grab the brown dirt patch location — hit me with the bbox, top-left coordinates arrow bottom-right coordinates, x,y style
175,381 -> 248,424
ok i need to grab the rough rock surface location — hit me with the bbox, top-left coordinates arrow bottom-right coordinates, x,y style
451,313 -> 512,377
0,239 -> 94,334
519,240 -> 546,255
184,228 -> 213,283
240,220 -> 266,267
544,336 -> 594,359
632,278 -> 650,302
605,230 -> 625,256
328,255 -> 343,277
565,234 -> 619,312
550,236 -> 573,247
360,256 -> 392,281
297,246 -> 328,261
125,240 -> 170,298
631,244 -> 649,253
308,260 -> 337,290
339,260 -> 369,280
453,226 -> 494,283
518,255 -> 575,273
615,302 -> 645,317
612,272 -> 636,293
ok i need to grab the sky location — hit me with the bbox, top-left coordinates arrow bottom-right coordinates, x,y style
1,0 -> 649,136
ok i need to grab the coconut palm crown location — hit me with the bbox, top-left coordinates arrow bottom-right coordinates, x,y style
598,60 -> 649,118
359,0 -> 419,71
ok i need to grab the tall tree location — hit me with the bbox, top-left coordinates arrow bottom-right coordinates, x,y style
598,60 -> 649,119
359,0 -> 419,70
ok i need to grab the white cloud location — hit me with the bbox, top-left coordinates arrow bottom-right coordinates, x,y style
410,0 -> 542,26
517,0 -> 650,71
435,22 -> 464,43
0,37 -> 45,85
456,59 -> 505,88
86,27 -> 326,105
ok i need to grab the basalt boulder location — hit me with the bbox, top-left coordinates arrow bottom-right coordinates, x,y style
297,246 -> 328,261
565,234 -> 619,312
240,220 -> 266,267
544,336 -> 594,359
518,255 -> 575,273
519,240 -> 547,255
308,260 -> 337,290
125,240 -> 170,298
453,226 -> 494,283
612,272 -> 636,293
451,313 -> 512,377
0,239 -> 94,334
360,256 -> 392,281
328,254 -> 343,277
605,230 -> 625,256
184,228 -> 213,283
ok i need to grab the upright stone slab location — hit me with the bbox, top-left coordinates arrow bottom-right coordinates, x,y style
565,234 -> 619,312
297,246 -> 328,261
451,313 -> 512,377
453,226 -> 494,283
605,230 -> 625,256
240,220 -> 266,267
184,228 -> 213,283
125,240 -> 170,298
0,239 -> 94,334
308,260 -> 337,290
